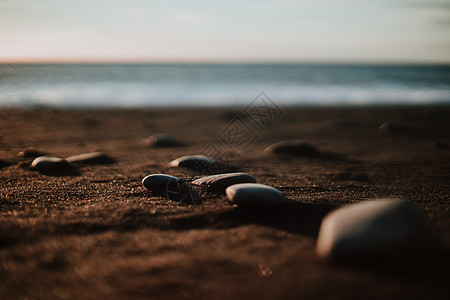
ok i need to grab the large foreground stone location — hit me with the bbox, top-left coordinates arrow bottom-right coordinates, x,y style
316,199 -> 437,262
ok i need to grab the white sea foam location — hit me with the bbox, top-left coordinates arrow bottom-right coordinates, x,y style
0,64 -> 449,107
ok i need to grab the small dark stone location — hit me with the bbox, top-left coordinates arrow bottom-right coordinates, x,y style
147,134 -> 184,147
18,147 -> 47,158
264,140 -> 317,156
378,121 -> 426,135
169,155 -> 234,174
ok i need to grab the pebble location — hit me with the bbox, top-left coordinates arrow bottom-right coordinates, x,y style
316,199 -> 436,262
264,140 -> 317,156
226,183 -> 286,210
19,147 -> 47,158
378,122 -> 405,134
169,155 -> 224,174
66,151 -> 114,164
142,174 -> 195,203
31,156 -> 72,172
192,172 -> 256,194
378,121 -> 425,134
142,174 -> 180,196
147,134 -> 183,147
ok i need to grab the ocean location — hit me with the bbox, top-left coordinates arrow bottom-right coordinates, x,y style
0,64 -> 449,107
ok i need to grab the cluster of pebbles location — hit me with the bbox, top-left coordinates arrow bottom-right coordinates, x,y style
17,133 -> 441,265
142,170 -> 284,209
143,145 -> 440,264
19,148 -> 115,175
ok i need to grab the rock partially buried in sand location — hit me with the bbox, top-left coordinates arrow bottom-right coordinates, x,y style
19,147 -> 47,158
142,174 -> 180,197
147,134 -> 184,147
66,151 -> 114,164
378,121 -> 426,135
142,174 -> 196,203
264,140 -> 317,156
169,155 -> 214,169
31,156 -> 72,172
316,199 -> 437,262
169,155 -> 231,174
226,183 -> 286,210
192,172 -> 256,194
378,122 -> 406,134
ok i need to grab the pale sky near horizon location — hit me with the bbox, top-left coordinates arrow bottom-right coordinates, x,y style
0,0 -> 449,63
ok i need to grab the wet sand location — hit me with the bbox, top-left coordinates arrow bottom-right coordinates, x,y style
0,106 -> 449,299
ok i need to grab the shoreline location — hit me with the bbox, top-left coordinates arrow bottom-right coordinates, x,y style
1,102 -> 450,110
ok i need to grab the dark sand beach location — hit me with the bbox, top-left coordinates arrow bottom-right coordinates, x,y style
0,106 -> 449,299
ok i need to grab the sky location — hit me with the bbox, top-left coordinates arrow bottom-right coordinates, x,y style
0,0 -> 449,63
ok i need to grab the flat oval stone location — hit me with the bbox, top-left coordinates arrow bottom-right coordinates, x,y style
316,199 -> 436,262
378,122 -> 426,134
142,174 -> 180,196
192,172 -> 256,194
147,134 -> 183,147
142,174 -> 180,190
31,156 -> 71,172
66,151 -> 114,164
264,140 -> 317,156
169,155 -> 216,172
226,183 -> 286,210
378,122 -> 407,134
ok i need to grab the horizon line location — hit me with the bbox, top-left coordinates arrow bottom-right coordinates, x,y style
1,57 -> 450,66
